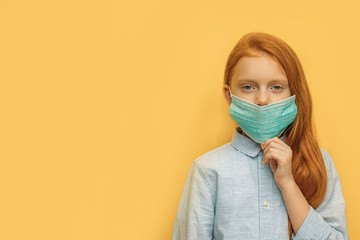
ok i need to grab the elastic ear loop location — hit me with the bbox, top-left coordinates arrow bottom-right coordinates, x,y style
229,87 -> 236,101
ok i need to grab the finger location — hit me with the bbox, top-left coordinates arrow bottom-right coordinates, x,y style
262,137 -> 283,149
271,137 -> 290,149
263,137 -> 291,153
263,148 -> 286,165
262,138 -> 273,150
263,141 -> 287,155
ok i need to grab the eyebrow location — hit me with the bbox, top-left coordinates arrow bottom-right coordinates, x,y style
237,78 -> 288,84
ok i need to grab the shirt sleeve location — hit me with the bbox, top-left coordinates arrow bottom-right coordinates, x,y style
292,148 -> 349,240
172,160 -> 215,240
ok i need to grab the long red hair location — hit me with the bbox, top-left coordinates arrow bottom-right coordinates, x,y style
223,32 -> 327,239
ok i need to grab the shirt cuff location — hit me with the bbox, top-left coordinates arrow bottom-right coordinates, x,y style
293,205 -> 332,239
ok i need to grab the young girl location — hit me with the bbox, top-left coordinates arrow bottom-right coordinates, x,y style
171,32 -> 348,240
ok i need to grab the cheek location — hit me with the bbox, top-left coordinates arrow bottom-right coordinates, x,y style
238,95 -> 255,104
284,89 -> 292,98
270,92 -> 291,103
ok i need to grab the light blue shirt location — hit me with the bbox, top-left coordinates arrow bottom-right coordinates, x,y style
172,127 -> 348,240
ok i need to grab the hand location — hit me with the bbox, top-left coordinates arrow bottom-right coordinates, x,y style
260,137 -> 294,188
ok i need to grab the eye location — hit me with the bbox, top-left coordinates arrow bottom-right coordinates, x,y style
272,85 -> 283,91
241,85 -> 255,91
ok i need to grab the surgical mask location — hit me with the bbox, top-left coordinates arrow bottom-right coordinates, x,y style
228,87 -> 297,144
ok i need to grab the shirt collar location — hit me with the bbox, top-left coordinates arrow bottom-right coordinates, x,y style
230,126 -> 288,157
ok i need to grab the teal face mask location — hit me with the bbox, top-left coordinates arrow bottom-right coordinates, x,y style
228,87 -> 298,144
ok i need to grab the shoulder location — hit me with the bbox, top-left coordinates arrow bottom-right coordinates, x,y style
188,142 -> 237,184
316,147 -> 346,214
193,142 -> 237,170
319,147 -> 331,168
319,147 -> 338,174
319,147 -> 342,191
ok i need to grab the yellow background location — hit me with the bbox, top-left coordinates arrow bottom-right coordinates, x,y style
0,0 -> 358,239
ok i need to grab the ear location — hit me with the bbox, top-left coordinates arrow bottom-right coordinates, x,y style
223,85 -> 232,105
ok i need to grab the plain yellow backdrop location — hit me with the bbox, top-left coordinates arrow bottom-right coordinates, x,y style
0,0 -> 358,239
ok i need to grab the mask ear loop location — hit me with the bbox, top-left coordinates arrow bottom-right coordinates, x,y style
228,86 -> 233,97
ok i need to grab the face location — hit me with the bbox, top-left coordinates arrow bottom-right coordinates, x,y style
223,55 -> 291,106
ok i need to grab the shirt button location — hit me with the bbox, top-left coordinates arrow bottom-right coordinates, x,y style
264,201 -> 270,207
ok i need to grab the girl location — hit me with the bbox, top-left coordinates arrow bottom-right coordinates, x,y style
171,32 -> 348,240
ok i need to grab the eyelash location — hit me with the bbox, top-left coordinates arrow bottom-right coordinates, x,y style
241,85 -> 283,91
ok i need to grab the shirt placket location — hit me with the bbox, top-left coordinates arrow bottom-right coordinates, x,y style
258,151 -> 275,240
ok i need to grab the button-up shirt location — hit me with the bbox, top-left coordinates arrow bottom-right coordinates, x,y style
172,127 -> 348,239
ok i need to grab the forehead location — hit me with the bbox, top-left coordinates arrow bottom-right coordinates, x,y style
233,56 -> 288,83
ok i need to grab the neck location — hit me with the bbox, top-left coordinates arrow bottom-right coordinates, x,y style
237,128 -> 250,138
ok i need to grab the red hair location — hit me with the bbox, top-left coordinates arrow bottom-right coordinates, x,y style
223,32 -> 327,239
